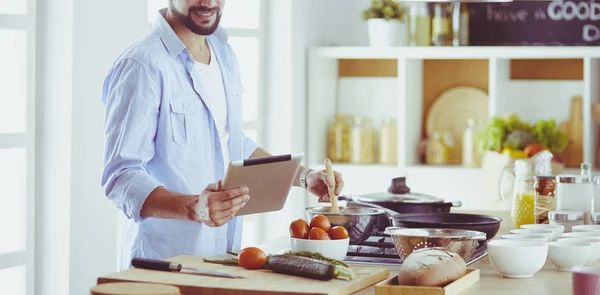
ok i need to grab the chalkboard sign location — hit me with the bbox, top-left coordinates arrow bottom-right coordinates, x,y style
468,0 -> 600,46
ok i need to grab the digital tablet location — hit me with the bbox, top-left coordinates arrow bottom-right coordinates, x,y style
222,153 -> 304,216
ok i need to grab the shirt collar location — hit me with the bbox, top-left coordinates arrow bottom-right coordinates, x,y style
153,8 -> 229,57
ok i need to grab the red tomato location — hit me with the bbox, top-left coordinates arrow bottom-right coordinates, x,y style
329,226 -> 349,240
308,227 -> 331,240
290,219 -> 310,239
238,247 -> 268,270
309,214 -> 331,232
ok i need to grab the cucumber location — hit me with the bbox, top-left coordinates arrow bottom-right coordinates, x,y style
266,255 -> 356,281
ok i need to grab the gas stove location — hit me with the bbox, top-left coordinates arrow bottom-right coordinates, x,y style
344,230 -> 488,266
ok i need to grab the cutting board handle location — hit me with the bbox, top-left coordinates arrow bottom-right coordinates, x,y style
132,258 -> 181,272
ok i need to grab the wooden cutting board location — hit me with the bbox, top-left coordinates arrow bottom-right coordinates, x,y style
97,255 -> 390,295
559,96 -> 583,168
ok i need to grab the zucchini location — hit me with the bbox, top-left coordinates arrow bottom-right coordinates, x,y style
266,255 -> 355,281
203,257 -> 240,266
284,251 -> 349,268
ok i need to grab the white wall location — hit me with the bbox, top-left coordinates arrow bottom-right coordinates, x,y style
36,0 -> 150,294
69,1 -> 149,294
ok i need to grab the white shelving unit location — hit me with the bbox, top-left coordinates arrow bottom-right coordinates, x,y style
306,46 -> 600,211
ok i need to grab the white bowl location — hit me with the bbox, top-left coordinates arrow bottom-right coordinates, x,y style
290,237 -> 349,261
562,232 -> 600,239
487,239 -> 548,279
558,238 -> 600,265
510,229 -> 554,242
501,234 -> 547,243
573,225 -> 600,233
548,241 -> 592,272
521,224 -> 565,241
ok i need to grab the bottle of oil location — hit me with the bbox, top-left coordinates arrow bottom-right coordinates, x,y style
408,2 -> 431,46
432,2 -> 452,46
452,2 -> 469,46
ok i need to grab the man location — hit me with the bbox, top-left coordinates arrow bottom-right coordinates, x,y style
101,0 -> 344,271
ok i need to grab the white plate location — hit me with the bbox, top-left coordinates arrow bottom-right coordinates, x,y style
426,87 -> 489,162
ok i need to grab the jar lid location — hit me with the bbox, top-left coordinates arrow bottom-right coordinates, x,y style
549,210 -> 584,221
592,213 -> 600,222
534,175 -> 555,180
557,174 -> 583,184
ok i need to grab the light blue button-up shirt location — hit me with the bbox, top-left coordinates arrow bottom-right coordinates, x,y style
101,9 -> 259,271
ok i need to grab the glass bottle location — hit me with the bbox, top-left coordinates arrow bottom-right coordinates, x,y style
461,118 -> 476,167
408,2 -> 432,46
350,117 -> 375,164
510,160 -> 536,228
378,118 -> 398,164
426,130 -> 450,165
534,176 -> 556,224
452,2 -> 469,46
326,115 -> 351,163
431,2 -> 452,46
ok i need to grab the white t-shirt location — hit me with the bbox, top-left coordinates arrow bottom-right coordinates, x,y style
194,44 -> 230,169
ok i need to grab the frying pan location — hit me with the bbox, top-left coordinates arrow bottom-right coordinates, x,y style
389,212 -> 503,241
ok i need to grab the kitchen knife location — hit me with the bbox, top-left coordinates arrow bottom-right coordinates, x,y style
131,257 -> 245,279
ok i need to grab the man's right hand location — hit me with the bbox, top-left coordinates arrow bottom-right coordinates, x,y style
193,181 -> 250,227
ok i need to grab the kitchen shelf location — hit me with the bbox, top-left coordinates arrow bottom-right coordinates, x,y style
305,46 -> 600,210
310,46 -> 600,60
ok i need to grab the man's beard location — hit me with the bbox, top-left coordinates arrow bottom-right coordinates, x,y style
169,2 -> 222,35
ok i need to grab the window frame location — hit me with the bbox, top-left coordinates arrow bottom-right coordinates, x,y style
0,0 -> 37,294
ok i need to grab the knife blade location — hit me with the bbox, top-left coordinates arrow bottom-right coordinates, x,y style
131,257 -> 245,279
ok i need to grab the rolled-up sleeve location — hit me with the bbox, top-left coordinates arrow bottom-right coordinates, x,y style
101,58 -> 163,223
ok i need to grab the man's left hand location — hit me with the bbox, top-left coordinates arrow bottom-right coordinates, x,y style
306,170 -> 344,202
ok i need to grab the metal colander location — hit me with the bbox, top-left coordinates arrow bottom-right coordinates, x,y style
384,227 -> 487,261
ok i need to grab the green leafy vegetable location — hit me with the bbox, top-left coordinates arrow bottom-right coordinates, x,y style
477,115 -> 569,154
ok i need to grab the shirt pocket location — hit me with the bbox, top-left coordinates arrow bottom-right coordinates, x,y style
169,98 -> 205,147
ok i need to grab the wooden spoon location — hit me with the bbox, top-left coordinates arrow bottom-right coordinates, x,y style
324,158 -> 340,214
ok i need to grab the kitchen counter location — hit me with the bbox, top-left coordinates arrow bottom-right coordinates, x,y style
258,210 -> 578,295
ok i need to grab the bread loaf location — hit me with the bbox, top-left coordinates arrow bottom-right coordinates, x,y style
397,248 -> 467,287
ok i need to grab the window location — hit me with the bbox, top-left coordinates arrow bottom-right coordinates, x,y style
0,1 -> 36,295
145,2 -> 266,246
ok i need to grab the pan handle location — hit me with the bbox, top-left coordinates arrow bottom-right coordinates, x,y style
470,235 -> 488,241
451,201 -> 462,207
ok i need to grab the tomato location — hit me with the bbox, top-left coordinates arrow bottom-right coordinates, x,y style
238,247 -> 268,270
290,219 -> 310,239
309,214 -> 331,232
524,143 -> 545,158
308,227 -> 330,240
329,226 -> 349,240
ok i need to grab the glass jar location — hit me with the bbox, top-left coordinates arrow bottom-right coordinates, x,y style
408,2 -> 432,46
378,118 -> 397,164
426,130 -> 450,165
534,176 -> 556,224
431,2 -> 452,46
327,115 -> 352,163
556,175 -> 593,224
349,117 -> 375,164
549,210 -> 584,233
592,212 -> 600,225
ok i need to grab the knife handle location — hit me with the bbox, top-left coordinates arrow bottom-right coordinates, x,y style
132,258 -> 182,272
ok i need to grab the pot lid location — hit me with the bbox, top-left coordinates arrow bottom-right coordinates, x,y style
354,192 -> 444,203
353,177 -> 445,203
